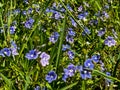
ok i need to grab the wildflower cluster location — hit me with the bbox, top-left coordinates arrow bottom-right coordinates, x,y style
0,0 -> 119,90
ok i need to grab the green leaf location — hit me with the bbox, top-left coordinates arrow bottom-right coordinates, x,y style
0,3 -> 3,7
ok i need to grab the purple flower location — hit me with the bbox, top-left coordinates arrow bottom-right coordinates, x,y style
22,10 -> 27,15
78,14 -> 85,20
105,72 -> 112,86
66,35 -> 74,44
60,8 -> 65,12
62,74 -> 68,82
11,48 -> 19,56
25,50 -> 39,60
98,28 -> 106,37
45,71 -> 57,83
78,5 -> 83,12
28,8 -> 32,14
77,65 -> 92,79
78,12 -> 88,20
91,55 -> 100,63
84,59 -> 94,70
99,60 -> 105,71
68,30 -> 75,36
24,0 -> 29,4
106,72 -> 111,82
104,36 -> 116,47
62,44 -> 70,51
40,52 -> 50,67
82,27 -> 91,36
70,18 -> 77,27
1,48 -> 11,57
102,11 -> 109,18
13,9 -> 21,15
36,8 -> 40,13
10,26 -> 16,34
64,64 -> 76,77
62,64 -> 76,82
54,12 -> 62,19
49,32 -> 59,43
34,86 -> 40,90
67,50 -> 74,60
67,4 -> 73,11
25,18 -> 34,29
10,41 -> 19,56
0,50 -> 5,57
89,19 -> 98,25
34,85 -> 47,90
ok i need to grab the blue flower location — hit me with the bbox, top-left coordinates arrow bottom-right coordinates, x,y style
10,26 -> 16,34
67,4 -> 73,11
62,44 -> 70,51
10,41 -> 19,56
89,19 -> 98,25
102,11 -> 109,18
77,65 -> 92,79
40,52 -> 50,67
67,50 -> 74,60
62,64 -> 76,82
78,5 -> 83,12
27,8 -> 33,14
34,86 -> 48,90
24,0 -> 29,4
1,48 -> 11,57
22,10 -> 27,15
64,64 -> 76,77
49,32 -> 59,43
84,59 -> 94,70
45,71 -> 57,83
34,86 -> 40,90
13,9 -> 21,15
54,12 -> 62,19
25,18 -> 34,29
66,35 -> 74,44
99,60 -> 105,71
105,72 -> 112,86
98,28 -> 106,37
82,27 -> 91,36
106,72 -> 111,82
70,17 -> 77,27
0,50 -> 5,57
25,50 -> 39,60
62,74 -> 68,82
68,30 -> 75,36
78,12 -> 88,20
104,36 -> 116,47
91,55 -> 100,63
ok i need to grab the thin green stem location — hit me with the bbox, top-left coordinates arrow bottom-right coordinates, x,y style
82,81 -> 86,90
55,11 -> 67,73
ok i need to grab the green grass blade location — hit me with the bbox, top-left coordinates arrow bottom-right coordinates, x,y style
82,81 -> 85,90
93,70 -> 120,82
59,82 -> 78,90
55,11 -> 67,72
0,73 -> 13,89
